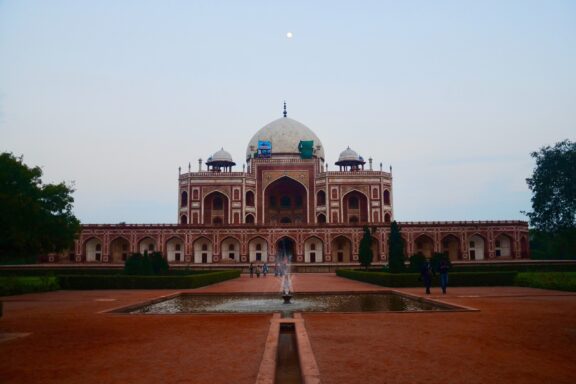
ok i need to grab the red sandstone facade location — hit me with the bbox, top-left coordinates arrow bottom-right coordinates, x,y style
68,112 -> 529,265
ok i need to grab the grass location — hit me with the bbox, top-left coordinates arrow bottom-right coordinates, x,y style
515,272 -> 576,292
0,276 -> 60,296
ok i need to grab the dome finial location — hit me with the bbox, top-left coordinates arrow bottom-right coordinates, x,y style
283,101 -> 287,118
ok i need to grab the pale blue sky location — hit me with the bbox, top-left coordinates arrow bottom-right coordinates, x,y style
1,1 -> 574,224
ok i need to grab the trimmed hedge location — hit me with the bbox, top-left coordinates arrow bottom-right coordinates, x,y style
0,276 -> 60,296
59,270 -> 241,290
336,269 -> 518,287
515,272 -> 576,292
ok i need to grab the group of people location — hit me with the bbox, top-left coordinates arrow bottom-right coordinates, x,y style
248,260 -> 290,278
420,259 -> 450,295
248,262 -> 269,278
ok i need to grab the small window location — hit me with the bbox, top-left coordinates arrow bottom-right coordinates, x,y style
469,241 -> 475,248
318,214 -> 326,224
310,243 -> 316,251
349,196 -> 359,209
95,244 -> 102,251
317,191 -> 326,206
175,244 -> 181,251
295,195 -> 303,208
181,191 -> 188,207
228,244 -> 235,251
175,253 -> 181,261
495,240 -> 501,247
229,253 -> 234,259
383,190 -> 391,205
213,196 -> 223,210
281,196 -> 291,208
496,250 -> 501,257
256,252 -> 261,261
202,244 -> 208,251
246,191 -> 255,206
256,243 -> 262,251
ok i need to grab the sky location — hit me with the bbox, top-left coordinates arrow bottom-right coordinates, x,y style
1,1 -> 574,224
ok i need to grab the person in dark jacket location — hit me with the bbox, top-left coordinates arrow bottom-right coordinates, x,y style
249,263 -> 254,278
439,259 -> 450,294
420,260 -> 433,294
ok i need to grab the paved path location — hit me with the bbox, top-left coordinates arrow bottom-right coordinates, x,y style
1,274 -> 575,384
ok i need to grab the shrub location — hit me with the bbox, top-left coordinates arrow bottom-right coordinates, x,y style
337,269 -> 517,287
408,253 -> 426,272
124,251 -> 168,276
59,270 -> 240,290
0,276 -> 60,296
515,272 -> 576,292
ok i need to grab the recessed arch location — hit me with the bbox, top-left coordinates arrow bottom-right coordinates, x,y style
248,236 -> 268,262
264,176 -> 308,225
245,213 -> 255,224
468,234 -> 487,260
495,233 -> 513,258
84,237 -> 103,262
304,236 -> 324,263
166,236 -> 185,263
441,234 -> 461,261
221,237 -> 241,263
181,190 -> 188,207
180,214 -> 188,224
138,237 -> 156,254
342,190 -> 368,224
383,189 -> 391,205
246,190 -> 255,207
193,237 -> 213,264
203,191 -> 229,225
414,234 -> 434,258
316,190 -> 326,206
276,236 -> 296,262
110,236 -> 130,263
331,235 -> 352,263
384,212 -> 391,223
317,213 -> 326,224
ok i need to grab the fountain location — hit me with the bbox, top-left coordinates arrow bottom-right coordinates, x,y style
279,247 -> 293,304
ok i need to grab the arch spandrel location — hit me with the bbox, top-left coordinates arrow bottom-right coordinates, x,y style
262,171 -> 309,191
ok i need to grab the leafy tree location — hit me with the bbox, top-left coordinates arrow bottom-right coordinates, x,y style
526,140 -> 576,232
525,140 -> 576,259
358,226 -> 373,270
124,251 -> 169,275
388,221 -> 405,273
409,253 -> 426,272
430,252 -> 452,272
0,153 -> 80,262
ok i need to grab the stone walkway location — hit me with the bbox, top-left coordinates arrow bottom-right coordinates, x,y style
0,274 -> 575,383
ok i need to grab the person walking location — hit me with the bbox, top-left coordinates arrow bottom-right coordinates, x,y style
256,264 -> 261,278
249,263 -> 254,278
439,259 -> 450,294
420,260 -> 433,295
262,262 -> 269,277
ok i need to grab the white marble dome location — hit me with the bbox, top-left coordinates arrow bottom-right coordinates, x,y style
337,147 -> 361,162
246,117 -> 325,160
210,148 -> 234,163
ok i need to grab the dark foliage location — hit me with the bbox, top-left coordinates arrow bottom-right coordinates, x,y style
388,221 -> 405,273
0,153 -> 80,262
409,253 -> 427,272
358,226 -> 374,270
124,251 -> 168,275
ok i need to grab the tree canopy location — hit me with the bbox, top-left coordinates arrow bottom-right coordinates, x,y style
526,140 -> 576,233
358,226 -> 374,270
0,153 -> 80,261
388,221 -> 405,272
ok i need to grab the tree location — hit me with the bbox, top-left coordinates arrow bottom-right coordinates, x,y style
0,153 -> 80,262
358,226 -> 373,270
525,140 -> 576,259
388,221 -> 405,273
526,140 -> 576,233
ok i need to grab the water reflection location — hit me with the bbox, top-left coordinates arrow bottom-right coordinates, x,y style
128,293 -> 449,314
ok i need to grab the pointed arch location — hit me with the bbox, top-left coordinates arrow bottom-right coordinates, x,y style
248,236 -> 269,262
165,236 -> 185,263
246,190 -> 255,207
441,234 -> 461,261
383,189 -> 391,205
304,236 -> 324,263
317,213 -> 326,224
221,237 -> 241,263
468,233 -> 487,260
245,213 -> 255,224
264,176 -> 308,224
414,234 -> 434,258
203,191 -> 229,225
193,237 -> 213,264
110,236 -> 130,263
331,235 -> 352,263
494,233 -> 513,258
84,237 -> 103,262
138,237 -> 156,254
342,190 -> 368,224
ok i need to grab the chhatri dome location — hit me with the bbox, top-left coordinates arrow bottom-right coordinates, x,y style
245,103 -> 325,161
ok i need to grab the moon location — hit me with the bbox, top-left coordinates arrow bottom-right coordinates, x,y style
286,32 -> 293,39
